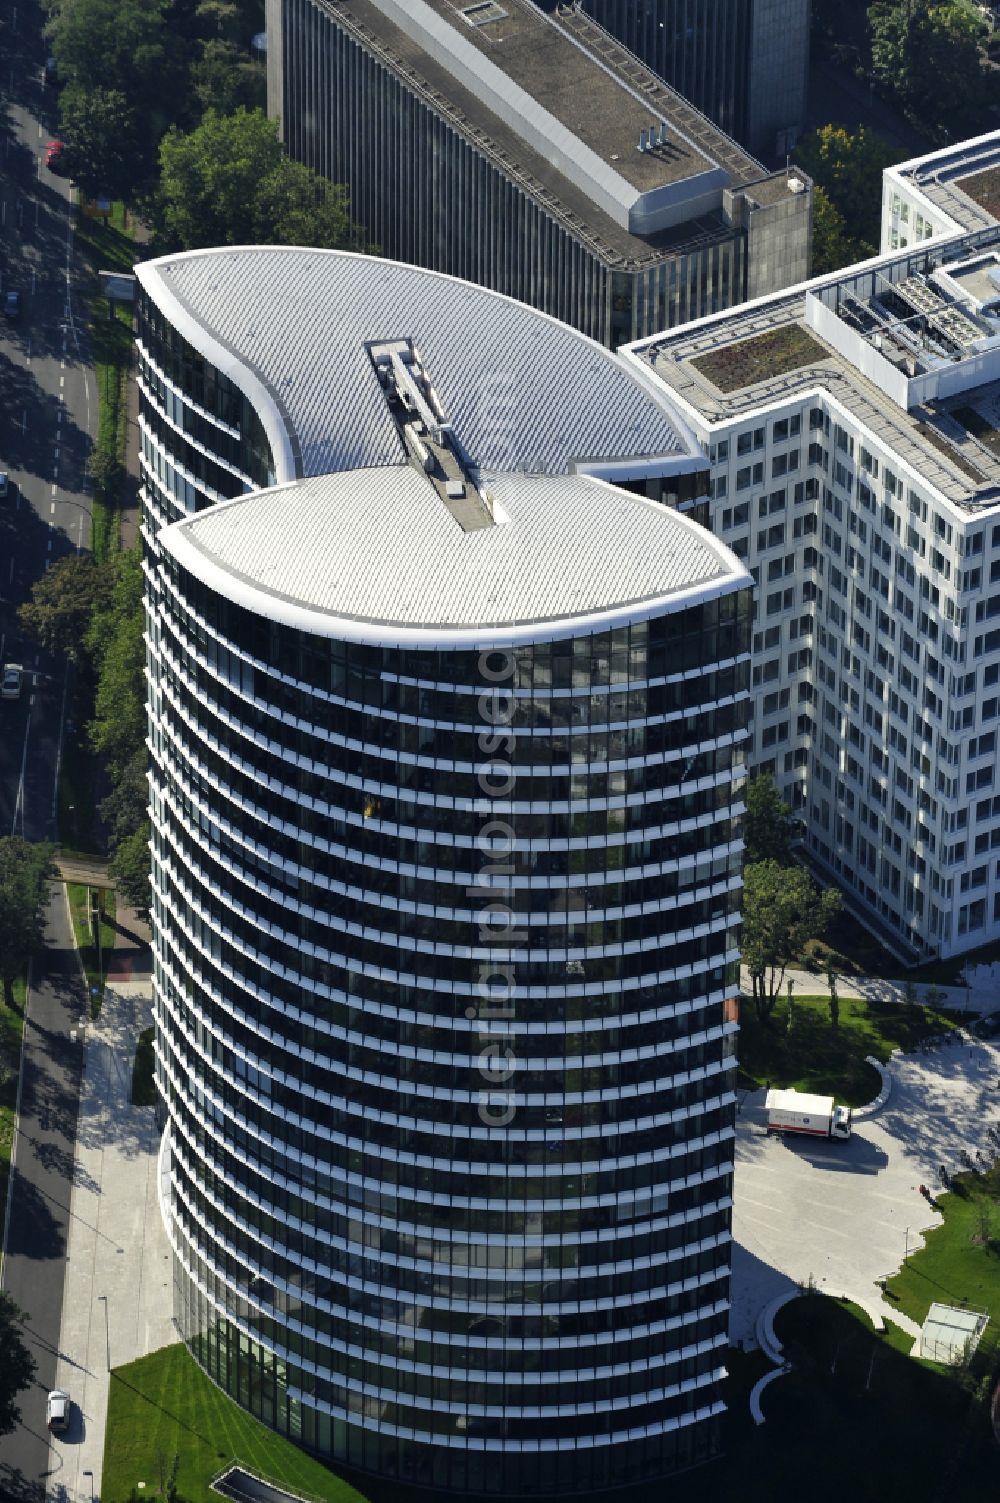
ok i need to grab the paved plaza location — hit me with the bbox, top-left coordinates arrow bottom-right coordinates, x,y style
45,979 -> 175,1503
731,1030 -> 1000,1348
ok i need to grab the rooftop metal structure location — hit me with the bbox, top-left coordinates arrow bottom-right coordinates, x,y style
161,466 -> 741,645
137,246 -> 703,485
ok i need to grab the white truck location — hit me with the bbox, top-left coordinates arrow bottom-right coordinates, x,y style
764,1088 -> 852,1140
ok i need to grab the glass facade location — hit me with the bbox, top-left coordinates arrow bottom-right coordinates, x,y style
141,274 -> 753,1495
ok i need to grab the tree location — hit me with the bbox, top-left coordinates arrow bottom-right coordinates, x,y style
0,839 -> 55,1006
192,39 -> 265,116
810,185 -> 853,276
743,774 -> 798,866
869,0 -> 989,143
87,550 -> 146,782
49,0 -> 185,195
109,821 -> 151,918
742,860 -> 841,1020
57,84 -> 141,202
18,555 -> 111,663
827,967 -> 840,1028
0,1293 -> 36,1437
797,126 -> 900,261
100,748 -> 149,849
157,108 -> 357,252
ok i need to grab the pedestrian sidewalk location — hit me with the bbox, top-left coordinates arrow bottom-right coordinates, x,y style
740,965 -> 1000,1015
48,980 -> 175,1503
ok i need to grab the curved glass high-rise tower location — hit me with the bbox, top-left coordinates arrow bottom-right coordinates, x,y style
136,247 -> 751,1496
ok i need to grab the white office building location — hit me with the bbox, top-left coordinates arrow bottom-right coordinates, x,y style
626,132 -> 1000,960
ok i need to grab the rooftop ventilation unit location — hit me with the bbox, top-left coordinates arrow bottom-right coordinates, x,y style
460,1 -> 507,25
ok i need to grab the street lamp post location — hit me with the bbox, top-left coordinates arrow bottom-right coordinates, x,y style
98,1293 -> 110,1371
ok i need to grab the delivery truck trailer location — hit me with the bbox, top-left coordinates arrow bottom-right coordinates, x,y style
764,1088 -> 852,1140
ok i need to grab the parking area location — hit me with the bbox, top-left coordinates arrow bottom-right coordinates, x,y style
730,1032 -> 1000,1346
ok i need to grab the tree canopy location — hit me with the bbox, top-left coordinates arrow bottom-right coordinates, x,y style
58,84 -> 142,202
868,0 -> 990,142
742,860 -> 841,1021
809,185 -> 853,277
0,839 -> 56,1006
157,108 -> 357,251
796,125 -> 901,266
0,1294 -> 36,1438
87,549 -> 146,784
743,774 -> 798,866
49,0 -> 184,194
18,555 -> 112,664
109,821 -> 152,919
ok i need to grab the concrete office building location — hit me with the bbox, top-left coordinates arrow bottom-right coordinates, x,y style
625,132 -> 1000,960
265,0 -> 811,348
136,245 -> 752,1494
881,131 -> 1000,251
579,0 -> 811,160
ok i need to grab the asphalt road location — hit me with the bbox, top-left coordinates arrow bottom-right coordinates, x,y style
1,0 -> 96,849
0,890 -> 87,1503
0,1 -> 100,1496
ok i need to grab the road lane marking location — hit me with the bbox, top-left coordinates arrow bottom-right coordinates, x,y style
11,684 -> 33,838
59,375 -> 65,388
50,502 -> 55,515
50,483 -> 57,496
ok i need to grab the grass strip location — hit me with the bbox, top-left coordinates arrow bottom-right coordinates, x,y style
0,977 -> 28,1275
65,880 -> 116,1017
103,1343 -> 370,1503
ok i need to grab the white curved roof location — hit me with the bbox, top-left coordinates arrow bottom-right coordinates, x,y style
162,469 -> 747,648
135,247 -> 698,484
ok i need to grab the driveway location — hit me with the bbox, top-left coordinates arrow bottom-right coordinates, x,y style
731,1032 -> 1000,1346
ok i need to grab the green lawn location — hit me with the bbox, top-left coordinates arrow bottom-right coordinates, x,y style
753,1295 -> 997,1499
131,1025 -> 158,1106
738,994 -> 962,1106
103,1343 -> 370,1503
65,881 -> 116,1016
589,1299 -> 996,1503
885,1161 -> 1000,1330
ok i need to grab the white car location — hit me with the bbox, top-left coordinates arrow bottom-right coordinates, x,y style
0,472 -> 8,499
1,664 -> 23,700
46,1389 -> 70,1432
